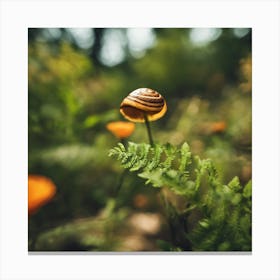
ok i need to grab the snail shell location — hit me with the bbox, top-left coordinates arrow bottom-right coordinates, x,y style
120,88 -> 167,122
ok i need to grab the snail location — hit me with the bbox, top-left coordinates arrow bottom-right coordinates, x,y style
120,88 -> 167,145
120,88 -> 167,123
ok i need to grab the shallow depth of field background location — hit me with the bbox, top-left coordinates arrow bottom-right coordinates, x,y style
28,28 -> 251,251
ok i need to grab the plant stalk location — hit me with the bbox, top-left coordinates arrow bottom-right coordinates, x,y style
144,114 -> 154,146
115,138 -> 128,198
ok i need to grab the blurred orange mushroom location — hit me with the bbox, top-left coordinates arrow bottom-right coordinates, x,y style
106,121 -> 135,139
199,121 -> 227,135
210,121 -> 227,133
28,175 -> 56,215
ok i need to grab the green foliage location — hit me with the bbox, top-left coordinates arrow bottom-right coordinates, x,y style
33,199 -> 129,251
109,141 -> 252,251
28,42 -> 94,146
109,142 -> 195,196
189,176 -> 251,251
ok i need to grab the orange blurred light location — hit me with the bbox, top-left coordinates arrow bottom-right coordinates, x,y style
106,121 -> 135,139
28,175 -> 56,215
210,121 -> 227,133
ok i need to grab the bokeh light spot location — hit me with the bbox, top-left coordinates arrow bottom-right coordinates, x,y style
189,28 -> 222,46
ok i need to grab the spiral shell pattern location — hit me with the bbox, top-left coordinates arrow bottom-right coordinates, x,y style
120,88 -> 167,122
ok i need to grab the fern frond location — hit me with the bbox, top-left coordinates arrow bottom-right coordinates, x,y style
109,141 -> 196,197
109,140 -> 251,251
228,176 -> 242,192
108,142 -> 126,161
129,142 -> 150,171
179,142 -> 192,172
117,142 -> 126,152
147,144 -> 164,170
161,143 -> 177,170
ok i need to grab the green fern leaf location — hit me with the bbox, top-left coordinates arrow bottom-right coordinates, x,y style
147,144 -> 164,170
243,180 -> 252,198
161,143 -> 177,170
129,143 -> 151,171
138,169 -> 163,187
179,142 -> 192,172
228,176 -> 242,192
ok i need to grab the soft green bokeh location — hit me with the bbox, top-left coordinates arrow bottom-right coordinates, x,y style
28,28 -> 251,251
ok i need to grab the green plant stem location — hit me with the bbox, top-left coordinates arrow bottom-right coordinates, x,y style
143,114 -> 175,247
144,114 -> 154,146
115,169 -> 127,196
114,138 -> 127,196
120,138 -> 127,147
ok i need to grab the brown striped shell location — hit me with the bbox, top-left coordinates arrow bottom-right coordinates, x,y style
120,88 -> 167,122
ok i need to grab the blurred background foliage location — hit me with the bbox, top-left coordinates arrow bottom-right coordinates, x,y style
28,28 -> 251,251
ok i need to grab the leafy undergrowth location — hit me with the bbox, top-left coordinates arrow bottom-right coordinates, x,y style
30,199 -> 167,252
109,142 -> 252,251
